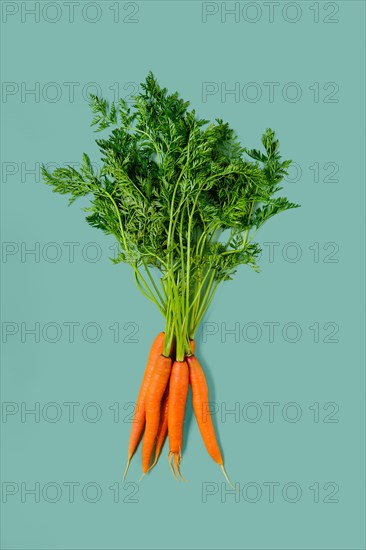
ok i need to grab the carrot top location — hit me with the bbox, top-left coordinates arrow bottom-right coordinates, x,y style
42,72 -> 299,359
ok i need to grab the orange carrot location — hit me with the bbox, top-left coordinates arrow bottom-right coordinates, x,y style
187,355 -> 223,465
122,332 -> 165,480
142,354 -> 172,473
168,360 -> 189,479
148,387 -> 169,471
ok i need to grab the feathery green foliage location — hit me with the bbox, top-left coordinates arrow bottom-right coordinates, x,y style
42,71 -> 299,359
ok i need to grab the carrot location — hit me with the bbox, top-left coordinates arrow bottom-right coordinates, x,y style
122,332 -> 165,480
148,340 -> 188,473
147,387 -> 169,472
192,340 -> 195,353
187,354 -> 231,484
187,339 -> 195,356
168,360 -> 189,480
142,354 -> 172,473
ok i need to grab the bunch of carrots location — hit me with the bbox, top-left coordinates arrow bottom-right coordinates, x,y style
43,72 -> 298,483
124,332 -> 227,481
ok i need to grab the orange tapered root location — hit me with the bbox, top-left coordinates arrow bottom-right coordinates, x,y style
220,464 -> 234,488
142,354 -> 172,473
168,451 -> 186,481
168,360 -> 189,463
122,457 -> 131,481
187,355 -> 223,465
188,354 -> 234,485
147,388 -> 169,473
124,332 -> 165,478
168,451 -> 178,480
174,451 -> 187,482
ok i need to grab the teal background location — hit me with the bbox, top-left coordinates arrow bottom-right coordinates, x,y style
1,1 -> 365,549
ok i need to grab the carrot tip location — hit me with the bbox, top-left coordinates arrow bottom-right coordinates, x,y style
174,452 -> 187,482
122,457 -> 131,482
168,452 -> 178,480
139,472 -> 146,483
169,451 -> 187,482
220,464 -> 234,488
147,455 -> 158,473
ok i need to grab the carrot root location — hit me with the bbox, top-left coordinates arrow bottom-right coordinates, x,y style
148,388 -> 169,473
168,450 -> 186,482
168,451 -> 178,480
220,464 -> 234,488
122,457 -> 131,481
146,457 -> 158,473
142,354 -> 172,473
174,452 -> 187,482
125,332 -> 165,477
187,355 -> 223,465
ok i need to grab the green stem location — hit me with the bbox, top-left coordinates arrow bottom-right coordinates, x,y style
142,260 -> 166,310
191,279 -> 221,336
190,268 -> 217,337
133,267 -> 166,316
163,298 -> 175,357
101,188 -> 128,252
